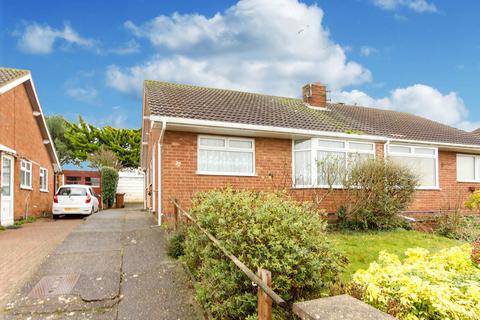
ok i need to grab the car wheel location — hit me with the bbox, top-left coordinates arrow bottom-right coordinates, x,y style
53,214 -> 59,220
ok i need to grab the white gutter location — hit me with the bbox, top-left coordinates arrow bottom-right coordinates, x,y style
0,144 -> 16,154
156,120 -> 167,226
149,115 -> 480,151
149,115 -> 387,142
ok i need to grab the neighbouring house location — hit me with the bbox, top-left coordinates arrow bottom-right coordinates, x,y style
62,170 -> 102,195
117,169 -> 145,203
0,68 -> 61,226
140,80 -> 480,224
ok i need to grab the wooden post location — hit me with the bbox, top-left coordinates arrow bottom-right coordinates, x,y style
173,198 -> 179,231
258,268 -> 272,320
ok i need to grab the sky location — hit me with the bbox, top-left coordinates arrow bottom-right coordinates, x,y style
1,0 -> 479,131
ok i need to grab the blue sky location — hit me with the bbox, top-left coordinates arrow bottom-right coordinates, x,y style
1,0 -> 479,131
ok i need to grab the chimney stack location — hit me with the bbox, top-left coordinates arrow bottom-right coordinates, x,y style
302,82 -> 327,108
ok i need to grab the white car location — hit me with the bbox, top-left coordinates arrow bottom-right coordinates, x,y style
53,185 -> 100,218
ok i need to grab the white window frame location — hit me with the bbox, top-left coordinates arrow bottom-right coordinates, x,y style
197,135 -> 256,176
456,154 -> 480,183
387,144 -> 439,190
292,138 -> 376,188
20,160 -> 33,190
39,167 -> 48,192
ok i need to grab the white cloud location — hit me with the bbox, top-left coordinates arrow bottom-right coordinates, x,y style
360,46 -> 377,57
107,40 -> 140,55
372,0 -> 437,13
16,22 -> 96,54
330,84 -> 479,130
66,87 -> 98,103
107,0 -> 371,97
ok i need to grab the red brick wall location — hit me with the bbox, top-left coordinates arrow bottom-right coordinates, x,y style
157,130 -> 480,217
0,83 -> 55,219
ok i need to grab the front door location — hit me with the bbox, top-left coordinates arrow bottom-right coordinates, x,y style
1,155 -> 14,227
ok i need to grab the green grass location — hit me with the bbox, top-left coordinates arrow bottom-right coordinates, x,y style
330,229 -> 462,281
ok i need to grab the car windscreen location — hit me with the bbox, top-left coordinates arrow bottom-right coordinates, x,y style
57,187 -> 88,196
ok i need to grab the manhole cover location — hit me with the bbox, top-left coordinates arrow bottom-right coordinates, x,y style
28,274 -> 80,298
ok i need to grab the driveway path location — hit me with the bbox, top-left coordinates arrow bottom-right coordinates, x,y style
0,218 -> 82,312
4,207 -> 204,320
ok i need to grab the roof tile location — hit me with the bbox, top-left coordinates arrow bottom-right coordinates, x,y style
0,68 -> 30,88
145,80 -> 480,147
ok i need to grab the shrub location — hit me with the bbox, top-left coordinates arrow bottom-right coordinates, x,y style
436,211 -> 480,242
350,245 -> 480,320
342,159 -> 418,230
167,233 -> 185,259
101,167 -> 119,208
465,190 -> 480,211
184,189 -> 346,319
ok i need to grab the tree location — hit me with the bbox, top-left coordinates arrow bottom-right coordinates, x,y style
64,117 -> 141,168
87,146 -> 123,171
46,115 -> 78,165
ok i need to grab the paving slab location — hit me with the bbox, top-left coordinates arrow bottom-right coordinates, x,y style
117,264 -> 203,320
56,231 -> 122,254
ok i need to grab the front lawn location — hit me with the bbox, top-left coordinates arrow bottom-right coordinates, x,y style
330,229 -> 462,281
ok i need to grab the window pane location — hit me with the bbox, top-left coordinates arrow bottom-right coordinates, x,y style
2,158 -> 11,196
415,148 -> 435,155
294,139 -> 311,150
349,142 -> 374,151
199,150 -> 253,174
390,156 -> 436,187
317,151 -> 346,186
457,156 -> 475,181
91,178 -> 100,187
318,140 -> 345,149
229,140 -> 253,149
389,145 -> 411,154
200,138 -> 225,148
294,150 -> 311,185
348,153 -> 373,169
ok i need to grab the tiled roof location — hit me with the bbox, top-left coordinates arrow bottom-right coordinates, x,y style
473,128 -> 480,135
0,68 -> 30,88
145,80 -> 480,147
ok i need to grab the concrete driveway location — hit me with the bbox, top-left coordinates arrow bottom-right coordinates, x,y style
0,217 -> 83,312
4,207 -> 204,320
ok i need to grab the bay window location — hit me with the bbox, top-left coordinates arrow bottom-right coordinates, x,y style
198,136 -> 255,175
293,138 -> 375,187
457,154 -> 480,182
387,144 -> 438,189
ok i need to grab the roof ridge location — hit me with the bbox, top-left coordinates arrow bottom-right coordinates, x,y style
145,79 -> 300,101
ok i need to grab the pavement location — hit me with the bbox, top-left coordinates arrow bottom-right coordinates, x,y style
4,207 -> 204,320
0,218 -> 83,311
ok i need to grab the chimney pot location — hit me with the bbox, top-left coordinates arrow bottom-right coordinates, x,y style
302,82 -> 327,108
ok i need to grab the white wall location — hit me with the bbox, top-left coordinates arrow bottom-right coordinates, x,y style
117,169 -> 145,203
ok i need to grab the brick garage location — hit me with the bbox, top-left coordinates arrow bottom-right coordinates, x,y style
140,80 -> 480,223
0,69 -> 61,226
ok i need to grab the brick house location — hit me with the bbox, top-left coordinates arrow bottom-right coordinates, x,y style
0,68 -> 61,226
140,80 -> 480,224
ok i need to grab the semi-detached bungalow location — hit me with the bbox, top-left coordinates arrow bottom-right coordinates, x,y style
140,81 -> 480,224
0,68 -> 61,226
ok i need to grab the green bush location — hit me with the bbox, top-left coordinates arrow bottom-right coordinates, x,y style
168,233 -> 186,259
465,190 -> 480,211
436,212 -> 480,242
101,167 -> 119,208
184,189 -> 346,319
350,245 -> 480,319
341,159 -> 418,230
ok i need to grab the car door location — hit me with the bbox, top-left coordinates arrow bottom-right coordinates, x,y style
89,187 -> 99,211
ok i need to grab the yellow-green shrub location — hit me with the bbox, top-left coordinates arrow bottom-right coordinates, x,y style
351,245 -> 480,320
465,190 -> 480,211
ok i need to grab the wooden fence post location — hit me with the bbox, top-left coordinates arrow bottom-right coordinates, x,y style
173,198 -> 179,231
258,268 -> 272,320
